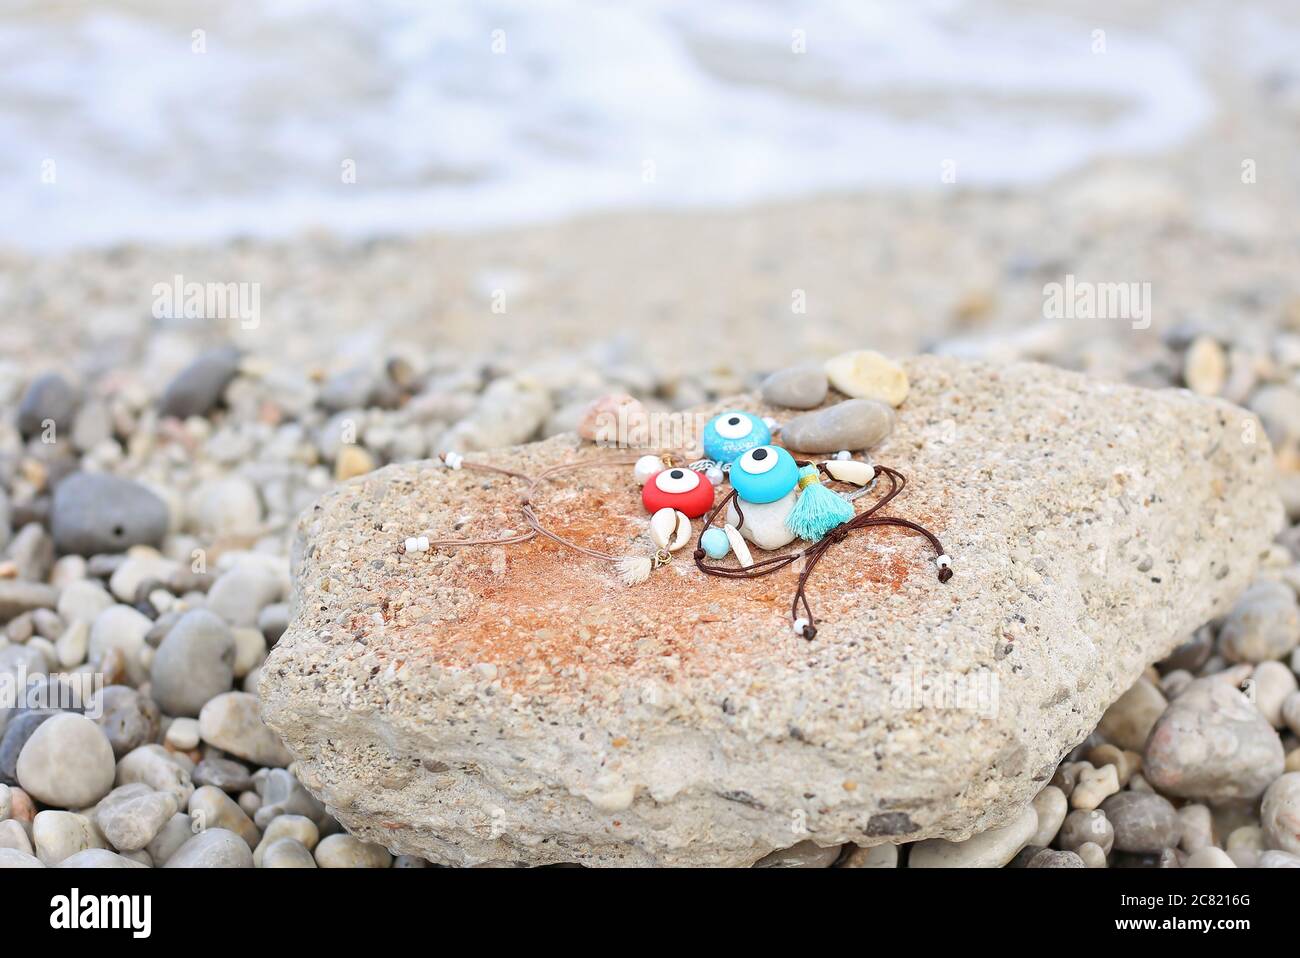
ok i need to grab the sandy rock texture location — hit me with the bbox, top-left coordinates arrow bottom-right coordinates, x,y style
261,357 -> 1281,866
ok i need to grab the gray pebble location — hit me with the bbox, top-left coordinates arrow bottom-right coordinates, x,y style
205,561 -> 281,628
0,817 -> 33,855
92,783 -> 178,851
253,814 -> 318,864
115,744 -> 194,807
193,757 -> 253,793
1145,676 -> 1284,802
16,713 -> 116,807
151,609 -> 235,717
164,827 -> 254,867
260,837 -> 317,867
91,686 -> 161,758
1027,849 -> 1086,868
0,782 -> 10,819
318,365 -> 378,413
52,473 -> 169,556
17,372 -> 79,438
0,848 -> 44,867
5,523 -> 54,583
0,581 -> 61,623
779,399 -> 894,453
314,832 -> 392,868
145,812 -> 194,866
198,692 -> 292,767
1158,627 -> 1214,673
159,346 -> 241,419
56,848 -> 148,868
1258,850 -> 1300,868
257,602 -> 290,644
253,767 -> 327,828
1100,791 -> 1181,853
0,710 -> 56,785
760,363 -> 829,410
1260,772 -> 1300,855
1058,808 -> 1115,855
189,785 -> 260,848
32,810 -> 105,864
1218,581 -> 1300,663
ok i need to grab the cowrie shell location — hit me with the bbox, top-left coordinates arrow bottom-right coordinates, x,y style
650,508 -> 692,552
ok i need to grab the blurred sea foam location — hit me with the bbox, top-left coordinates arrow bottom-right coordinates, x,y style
0,0 -> 1255,249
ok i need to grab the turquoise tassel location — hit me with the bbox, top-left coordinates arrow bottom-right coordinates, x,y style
784,465 -> 854,542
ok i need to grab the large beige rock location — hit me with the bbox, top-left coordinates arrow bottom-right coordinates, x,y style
261,357 -> 1281,867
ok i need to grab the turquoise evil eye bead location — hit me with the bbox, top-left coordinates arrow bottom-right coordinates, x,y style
700,526 -> 731,559
729,445 -> 799,504
702,411 -> 771,463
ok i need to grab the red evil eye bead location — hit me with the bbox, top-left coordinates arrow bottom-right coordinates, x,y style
642,467 -> 714,518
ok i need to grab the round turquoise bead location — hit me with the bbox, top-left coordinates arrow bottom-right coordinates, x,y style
700,527 -> 731,559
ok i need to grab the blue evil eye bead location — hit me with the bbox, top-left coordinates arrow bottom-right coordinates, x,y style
700,526 -> 731,559
702,411 -> 771,463
729,445 -> 799,504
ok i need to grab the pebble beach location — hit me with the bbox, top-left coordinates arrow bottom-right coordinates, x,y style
3,0 -> 1300,870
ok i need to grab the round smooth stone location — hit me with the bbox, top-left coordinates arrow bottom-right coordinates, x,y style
91,686 -> 161,758
1100,791 -> 1181,853
759,363 -> 828,410
151,608 -> 236,717
93,784 -> 178,851
15,713 -> 116,808
158,345 -> 241,419
198,692 -> 293,767
1144,677 -> 1284,803
164,828 -> 254,868
17,372 -> 80,438
725,488 -> 797,550
51,473 -> 170,556
1260,772 -> 1300,854
315,833 -> 392,868
700,527 -> 730,559
55,849 -> 148,869
261,837 -> 317,868
1218,581 -> 1300,663
779,399 -> 894,454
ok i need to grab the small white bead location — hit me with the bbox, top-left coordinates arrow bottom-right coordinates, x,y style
834,450 -> 852,461
634,454 -> 663,485
936,554 -> 952,570
762,416 -> 779,430
444,451 -> 464,470
416,536 -> 430,552
792,617 -> 809,635
404,537 -> 418,553
705,466 -> 724,486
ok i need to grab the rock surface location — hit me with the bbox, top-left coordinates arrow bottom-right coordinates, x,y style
261,357 -> 1282,867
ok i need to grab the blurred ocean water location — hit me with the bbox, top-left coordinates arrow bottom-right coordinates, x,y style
0,0 -> 1226,249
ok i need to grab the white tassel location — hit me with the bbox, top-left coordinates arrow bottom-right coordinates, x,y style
616,554 -> 653,586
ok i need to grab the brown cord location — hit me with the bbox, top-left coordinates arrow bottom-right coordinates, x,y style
693,464 -> 951,640
428,453 -> 649,560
